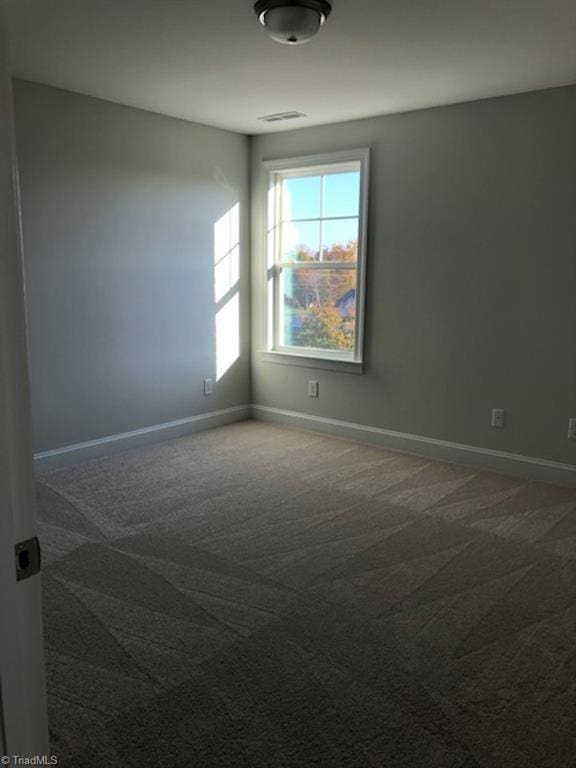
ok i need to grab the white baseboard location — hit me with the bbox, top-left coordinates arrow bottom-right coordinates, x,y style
34,405 -> 250,472
34,401 -> 576,486
251,405 -> 576,487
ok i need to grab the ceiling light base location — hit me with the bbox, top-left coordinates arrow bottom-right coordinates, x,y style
254,0 -> 332,19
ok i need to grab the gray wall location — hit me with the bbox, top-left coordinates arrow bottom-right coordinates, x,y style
13,80 -> 576,466
14,80 -> 250,453
251,86 -> 576,465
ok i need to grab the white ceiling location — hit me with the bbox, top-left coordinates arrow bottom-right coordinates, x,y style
7,0 -> 576,135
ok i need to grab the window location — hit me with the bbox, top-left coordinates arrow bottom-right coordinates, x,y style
265,149 -> 369,364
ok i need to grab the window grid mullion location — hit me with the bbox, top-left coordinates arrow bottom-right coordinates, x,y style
278,261 -> 357,270
274,178 -> 283,349
281,215 -> 359,224
319,175 -> 325,262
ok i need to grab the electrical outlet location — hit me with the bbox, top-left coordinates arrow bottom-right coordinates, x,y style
568,418 -> 576,440
308,380 -> 319,399
491,408 -> 505,429
203,378 -> 213,396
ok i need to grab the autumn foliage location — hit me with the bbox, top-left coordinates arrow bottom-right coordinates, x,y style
284,240 -> 357,352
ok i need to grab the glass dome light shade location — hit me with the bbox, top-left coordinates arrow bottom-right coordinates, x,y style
261,5 -> 324,45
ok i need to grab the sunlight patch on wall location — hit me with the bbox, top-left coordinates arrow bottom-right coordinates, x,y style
214,203 -> 240,381
216,292 -> 240,381
214,203 -> 240,303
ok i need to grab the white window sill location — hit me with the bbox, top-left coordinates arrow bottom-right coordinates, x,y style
259,350 -> 364,375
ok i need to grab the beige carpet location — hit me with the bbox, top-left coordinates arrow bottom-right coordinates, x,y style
36,420 -> 576,767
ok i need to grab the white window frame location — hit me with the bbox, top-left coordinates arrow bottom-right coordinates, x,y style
264,148 -> 370,364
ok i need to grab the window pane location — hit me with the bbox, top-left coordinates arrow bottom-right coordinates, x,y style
281,267 -> 356,352
282,176 -> 321,221
281,220 -> 320,262
322,218 -> 358,261
323,171 -> 360,218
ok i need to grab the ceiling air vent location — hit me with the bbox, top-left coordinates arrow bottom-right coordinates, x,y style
257,111 -> 307,123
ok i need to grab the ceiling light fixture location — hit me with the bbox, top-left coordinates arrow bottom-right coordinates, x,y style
254,0 -> 332,46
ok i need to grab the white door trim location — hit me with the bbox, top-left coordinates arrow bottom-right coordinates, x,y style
0,2 -> 49,757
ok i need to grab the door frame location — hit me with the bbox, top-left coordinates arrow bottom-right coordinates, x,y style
0,1 -> 49,757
